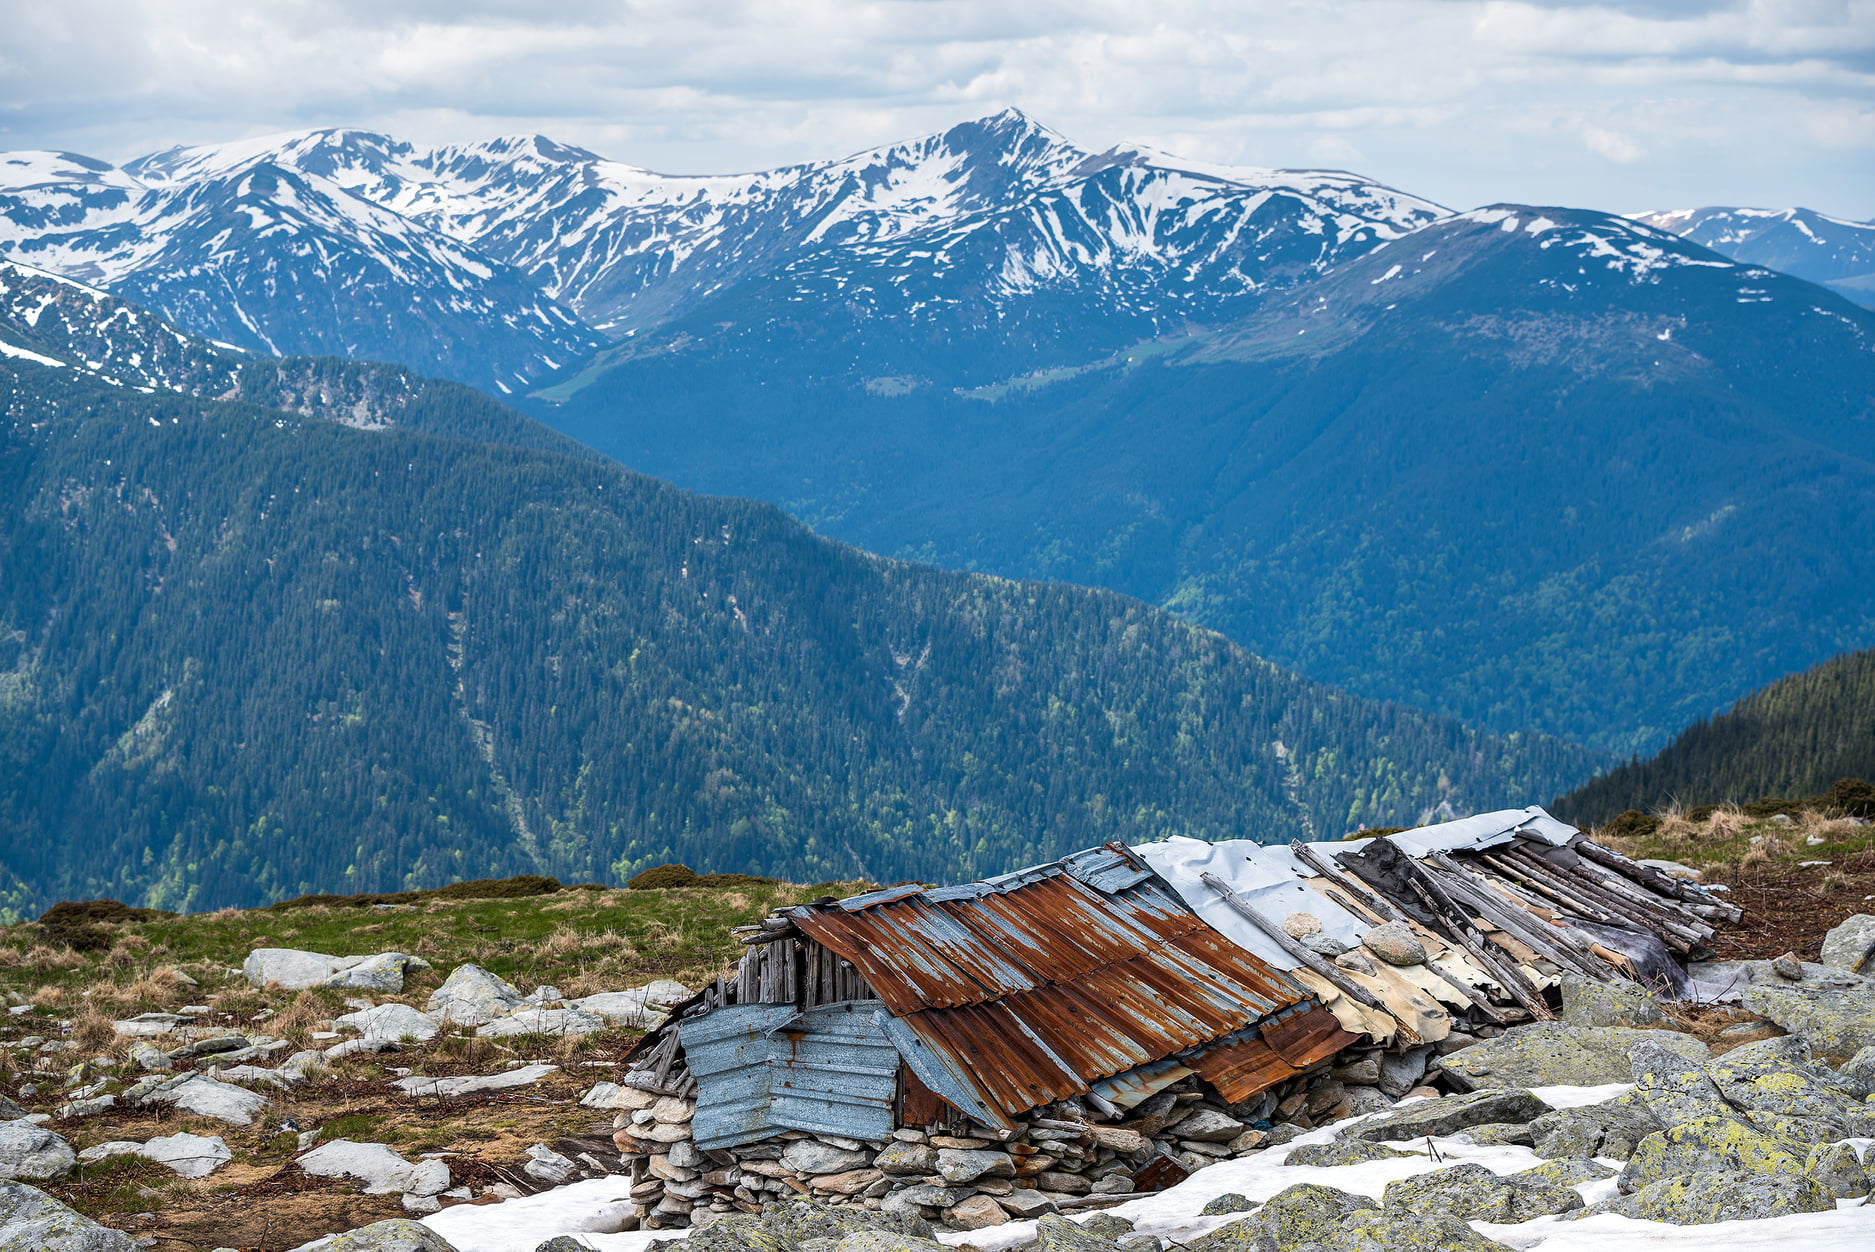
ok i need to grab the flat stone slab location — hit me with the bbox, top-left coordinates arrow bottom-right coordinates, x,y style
1341,1088 -> 1553,1142
243,949 -> 426,993
138,1132 -> 231,1179
475,1007 -> 606,1038
1441,1022 -> 1707,1087
146,1074 -> 269,1126
570,980 -> 693,1029
391,1063 -> 557,1099
334,1003 -> 439,1044
0,1118 -> 76,1180
298,1138 -> 448,1195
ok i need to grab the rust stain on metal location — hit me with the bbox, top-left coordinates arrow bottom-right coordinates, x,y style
789,844 -> 1326,1119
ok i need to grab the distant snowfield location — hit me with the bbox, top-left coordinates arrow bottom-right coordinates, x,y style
421,1084 -> 1875,1252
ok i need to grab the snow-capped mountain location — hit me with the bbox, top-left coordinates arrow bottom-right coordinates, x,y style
1634,206 -> 1875,308
0,145 -> 604,396
0,256 -> 240,395
0,112 -> 1445,394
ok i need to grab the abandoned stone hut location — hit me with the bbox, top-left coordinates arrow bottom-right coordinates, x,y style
607,807 -> 1736,1230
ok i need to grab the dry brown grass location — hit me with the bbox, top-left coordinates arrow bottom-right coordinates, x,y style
0,947 -> 23,969
435,1032 -> 507,1069
31,984 -> 65,1007
267,989 -> 338,1046
67,1007 -> 120,1055
24,944 -> 85,972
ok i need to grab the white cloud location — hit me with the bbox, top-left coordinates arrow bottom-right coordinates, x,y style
0,0 -> 1869,215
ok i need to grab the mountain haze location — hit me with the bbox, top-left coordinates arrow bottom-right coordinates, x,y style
0,277 -> 1598,917
535,206 -> 1875,755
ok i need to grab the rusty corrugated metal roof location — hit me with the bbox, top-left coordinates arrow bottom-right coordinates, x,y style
788,844 -> 1327,1121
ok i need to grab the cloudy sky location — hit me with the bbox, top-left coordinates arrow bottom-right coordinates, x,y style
3,0 -> 1870,216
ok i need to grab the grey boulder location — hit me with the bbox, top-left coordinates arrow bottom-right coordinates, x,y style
1441,1021 -> 1707,1087
243,949 -> 425,993
1557,974 -> 1665,1027
1341,1088 -> 1551,1142
1360,922 -> 1427,967
0,1121 -> 75,1181
1381,1162 -> 1582,1221
324,1220 -> 459,1251
1577,1169 -> 1834,1224
0,1179 -> 138,1251
1819,914 -> 1875,971
426,964 -> 525,1027
784,1140 -> 875,1176
334,1003 -> 438,1045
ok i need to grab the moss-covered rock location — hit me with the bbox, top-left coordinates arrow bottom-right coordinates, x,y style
1441,1022 -> 1706,1088
1617,1114 -> 1811,1193
1285,1140 -> 1422,1168
1576,1169 -> 1835,1224
1381,1163 -> 1581,1222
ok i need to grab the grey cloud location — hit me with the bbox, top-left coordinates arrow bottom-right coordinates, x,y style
0,0 -> 1868,216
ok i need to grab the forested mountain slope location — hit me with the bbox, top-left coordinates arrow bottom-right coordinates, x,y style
1556,649 -> 1875,825
533,206 -> 1875,755
0,293 -> 1599,917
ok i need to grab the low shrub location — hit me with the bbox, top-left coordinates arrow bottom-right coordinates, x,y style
628,864 -> 699,890
268,874 -> 563,911
1604,810 -> 1661,839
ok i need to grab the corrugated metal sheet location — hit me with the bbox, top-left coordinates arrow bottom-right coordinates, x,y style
790,844 -> 1322,1121
680,1004 -> 798,1150
768,1002 -> 899,1142
684,1002 -> 898,1148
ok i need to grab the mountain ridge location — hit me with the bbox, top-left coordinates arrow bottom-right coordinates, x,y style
0,275 -> 1601,917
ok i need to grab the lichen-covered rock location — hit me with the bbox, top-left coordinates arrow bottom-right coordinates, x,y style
1627,1038 -> 1731,1126
1033,1215 -> 1121,1252
1743,979 -> 1875,1061
0,1121 -> 75,1181
1201,1193 -> 1258,1215
1577,1169 -> 1835,1225
325,1219 -> 459,1251
1704,1035 -> 1875,1139
1804,1141 -> 1871,1198
933,1148 -> 1015,1184
1558,975 -> 1664,1027
1837,1045 -> 1875,1098
834,1233 -> 949,1252
1285,1140 -> 1421,1168
1527,1094 -> 1660,1161
1617,1114 -> 1810,1193
763,1199 -> 934,1247
872,1141 -> 937,1175
1382,1163 -> 1583,1222
1180,1218 -> 1263,1252
1078,1215 -> 1135,1240
1441,1022 -> 1707,1088
1253,1183 -> 1374,1247
1454,1123 -> 1533,1147
1819,914 -> 1875,971
1329,1208 -> 1516,1251
1342,1088 -> 1551,1143
1512,1157 -> 1615,1187
1361,922 -> 1427,967
426,964 -> 527,1027
0,1179 -> 138,1251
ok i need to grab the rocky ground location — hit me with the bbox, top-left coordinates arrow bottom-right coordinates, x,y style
0,809 -> 1868,1251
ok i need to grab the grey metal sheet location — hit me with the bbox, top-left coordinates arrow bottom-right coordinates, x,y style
681,1004 -> 798,1150
1132,837 -> 1369,969
767,1001 -> 899,1143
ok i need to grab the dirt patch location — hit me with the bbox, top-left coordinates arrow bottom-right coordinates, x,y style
1706,847 -> 1875,962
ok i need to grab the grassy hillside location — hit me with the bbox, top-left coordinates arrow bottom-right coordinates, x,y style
1556,649 -> 1875,825
0,350 -> 1601,917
